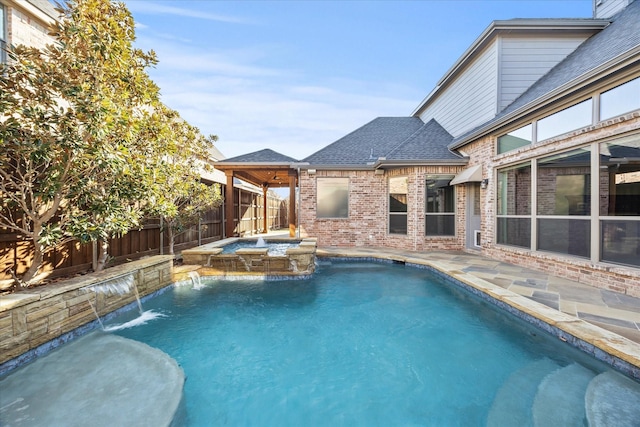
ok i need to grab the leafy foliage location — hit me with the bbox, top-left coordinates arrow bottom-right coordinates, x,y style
145,106 -> 223,255
0,0 -> 221,283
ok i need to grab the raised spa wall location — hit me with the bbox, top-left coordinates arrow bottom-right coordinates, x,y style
0,255 -> 174,369
179,237 -> 318,278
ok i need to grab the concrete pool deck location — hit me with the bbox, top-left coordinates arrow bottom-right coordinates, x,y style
316,246 -> 640,375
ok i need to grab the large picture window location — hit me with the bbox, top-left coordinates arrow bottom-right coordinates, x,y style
497,162 -> 531,248
425,175 -> 455,236
389,177 -> 408,234
496,135 -> 640,269
317,177 -> 349,219
600,136 -> 640,267
537,147 -> 591,258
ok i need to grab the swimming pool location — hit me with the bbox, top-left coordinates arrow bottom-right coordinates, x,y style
108,259 -> 640,426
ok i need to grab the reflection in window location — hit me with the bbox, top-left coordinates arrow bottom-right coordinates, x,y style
497,124 -> 532,154
537,148 -> 591,216
497,162 -> 531,248
600,136 -> 640,266
317,178 -> 349,218
425,175 -> 455,236
537,99 -> 593,142
537,148 -> 591,258
538,218 -> 590,258
389,177 -> 408,234
600,77 -> 640,120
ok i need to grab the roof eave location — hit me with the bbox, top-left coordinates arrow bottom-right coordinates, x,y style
215,161 -> 308,170
375,159 -> 468,169
449,46 -> 640,150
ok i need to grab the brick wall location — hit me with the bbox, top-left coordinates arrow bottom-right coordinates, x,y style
9,4 -> 55,50
299,167 -> 466,251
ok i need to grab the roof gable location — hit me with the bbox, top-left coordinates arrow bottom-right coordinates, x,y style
386,119 -> 459,161
450,0 -> 640,149
220,148 -> 298,164
303,117 -> 463,167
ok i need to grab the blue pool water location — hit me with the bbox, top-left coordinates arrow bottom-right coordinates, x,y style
220,240 -> 299,255
109,260 -> 636,426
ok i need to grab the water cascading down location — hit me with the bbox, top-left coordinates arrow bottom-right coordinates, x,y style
82,273 -> 163,331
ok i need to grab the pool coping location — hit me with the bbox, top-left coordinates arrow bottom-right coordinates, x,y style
317,248 -> 640,381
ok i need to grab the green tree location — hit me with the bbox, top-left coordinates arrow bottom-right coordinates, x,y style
0,0 -> 158,285
147,106 -> 223,255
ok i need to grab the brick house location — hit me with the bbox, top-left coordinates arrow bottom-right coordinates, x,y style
0,0 -> 58,63
296,0 -> 640,296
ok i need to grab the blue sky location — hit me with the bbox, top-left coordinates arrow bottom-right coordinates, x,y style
124,0 -> 593,160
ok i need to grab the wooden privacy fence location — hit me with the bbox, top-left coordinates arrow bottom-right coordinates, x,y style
0,188 -> 288,282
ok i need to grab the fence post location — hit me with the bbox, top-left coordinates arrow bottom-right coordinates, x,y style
198,217 -> 202,246
159,217 -> 164,255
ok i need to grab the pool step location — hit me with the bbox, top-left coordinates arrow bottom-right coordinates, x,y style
586,370 -> 640,427
532,363 -> 595,427
487,358 -> 561,427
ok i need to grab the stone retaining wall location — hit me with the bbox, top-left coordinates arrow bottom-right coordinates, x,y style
182,238 -> 317,276
0,256 -> 173,367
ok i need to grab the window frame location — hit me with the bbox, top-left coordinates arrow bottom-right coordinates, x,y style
388,176 -> 408,235
316,177 -> 349,219
425,175 -> 456,237
0,4 -> 6,65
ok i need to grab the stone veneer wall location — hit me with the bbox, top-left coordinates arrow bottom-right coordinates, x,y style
0,256 -> 173,366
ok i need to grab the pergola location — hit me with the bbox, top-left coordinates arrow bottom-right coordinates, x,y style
214,149 -> 300,238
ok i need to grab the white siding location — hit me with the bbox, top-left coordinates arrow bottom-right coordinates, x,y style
595,0 -> 631,18
498,36 -> 587,111
419,41 -> 499,138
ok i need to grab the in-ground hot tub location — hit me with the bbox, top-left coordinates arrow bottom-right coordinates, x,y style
180,237 -> 317,278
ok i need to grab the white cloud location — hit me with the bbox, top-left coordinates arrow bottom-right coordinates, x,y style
126,2 -> 251,24
135,27 -> 418,160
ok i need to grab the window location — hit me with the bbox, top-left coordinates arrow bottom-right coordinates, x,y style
0,4 -> 5,64
497,162 -> 531,248
537,99 -> 593,142
537,147 -> 591,258
497,124 -> 532,154
317,177 -> 348,218
600,77 -> 640,120
600,136 -> 640,266
389,177 -> 408,234
497,77 -> 640,155
425,175 -> 455,236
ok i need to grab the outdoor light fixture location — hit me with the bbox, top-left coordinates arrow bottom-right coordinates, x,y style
480,178 -> 489,189
308,169 -> 316,175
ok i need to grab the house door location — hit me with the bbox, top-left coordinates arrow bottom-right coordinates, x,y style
466,183 -> 481,250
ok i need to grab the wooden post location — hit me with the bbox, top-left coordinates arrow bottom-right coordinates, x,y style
225,171 -> 235,238
263,186 -> 268,233
289,171 -> 296,237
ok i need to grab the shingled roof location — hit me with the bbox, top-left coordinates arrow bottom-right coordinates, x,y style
450,0 -> 640,149
303,117 -> 462,167
220,148 -> 298,164
386,119 -> 460,161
